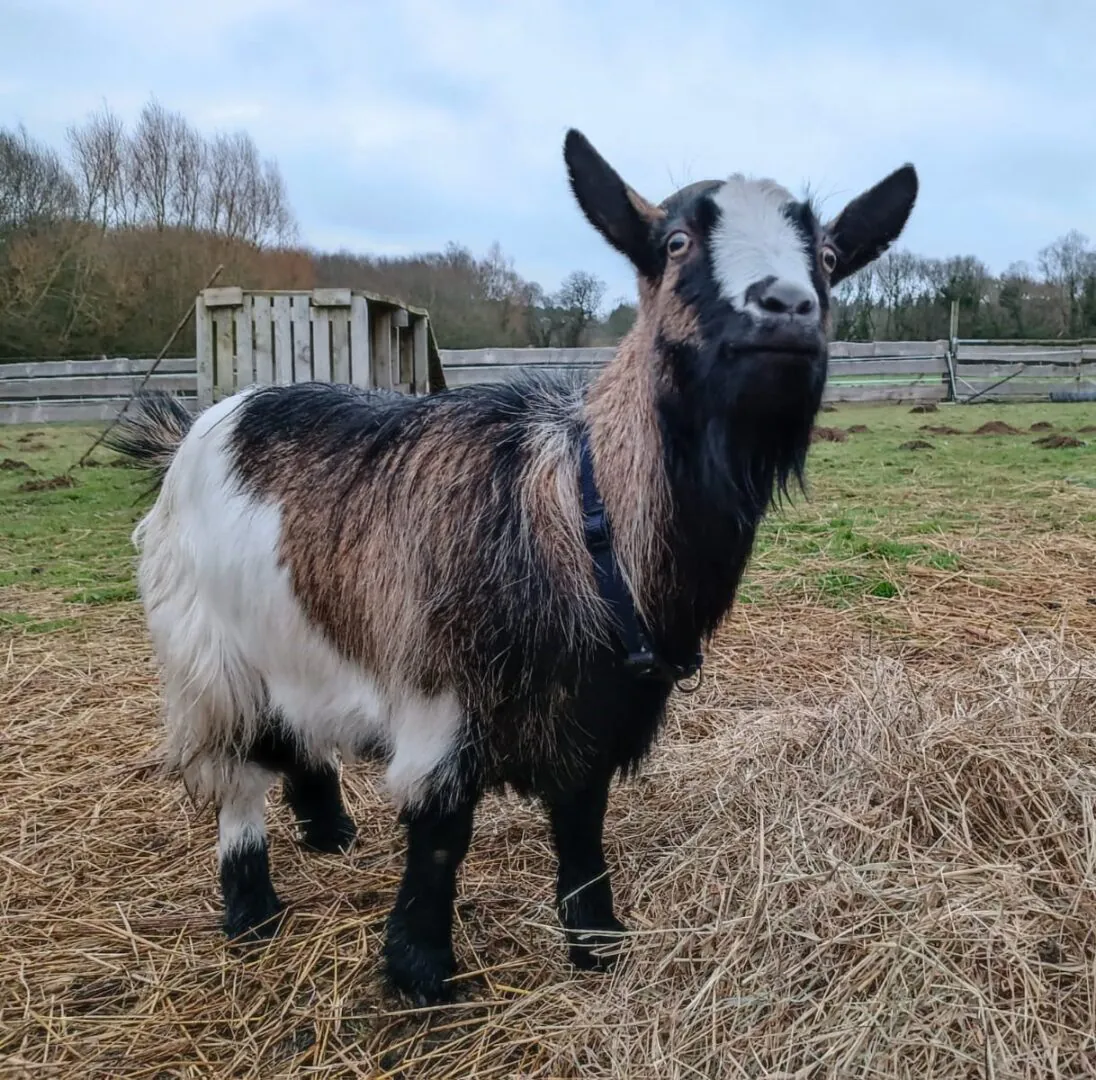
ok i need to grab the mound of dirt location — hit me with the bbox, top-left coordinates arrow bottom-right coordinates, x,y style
972,421 -> 1021,436
846,424 -> 870,434
919,425 -> 962,436
0,457 -> 32,471
17,474 -> 77,493
1078,425 -> 1096,434
1033,435 -> 1085,449
909,403 -> 938,414
811,426 -> 848,443
1030,422 -> 1055,432
899,439 -> 934,451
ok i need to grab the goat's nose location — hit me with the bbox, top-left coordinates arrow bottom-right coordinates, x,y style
746,277 -> 817,319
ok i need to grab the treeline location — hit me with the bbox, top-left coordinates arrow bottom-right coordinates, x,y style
3,97 -> 1096,360
0,99 -> 307,358
313,245 -> 635,350
834,240 -> 1096,342
0,97 -> 633,359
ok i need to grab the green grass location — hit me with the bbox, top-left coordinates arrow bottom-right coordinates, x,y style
2,401 -> 1096,625
0,424 -> 149,599
753,400 -> 1096,606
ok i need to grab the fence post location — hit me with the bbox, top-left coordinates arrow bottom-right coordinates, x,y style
944,301 -> 960,402
195,293 -> 213,408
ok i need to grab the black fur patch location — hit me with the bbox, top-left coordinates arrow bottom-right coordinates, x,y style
244,714 -> 358,852
220,841 -> 284,942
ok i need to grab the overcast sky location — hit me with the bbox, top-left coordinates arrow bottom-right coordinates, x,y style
4,0 -> 1093,307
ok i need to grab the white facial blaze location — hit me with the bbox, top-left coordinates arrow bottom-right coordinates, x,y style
709,177 -> 817,312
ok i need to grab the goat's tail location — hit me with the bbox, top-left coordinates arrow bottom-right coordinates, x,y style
102,391 -> 195,486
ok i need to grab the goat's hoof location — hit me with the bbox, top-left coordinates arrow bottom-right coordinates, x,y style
223,895 -> 285,947
384,917 -> 456,1005
300,814 -> 357,854
565,916 -> 628,972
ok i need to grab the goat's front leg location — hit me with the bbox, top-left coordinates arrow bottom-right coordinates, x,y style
383,792 -> 477,1005
544,771 -> 627,971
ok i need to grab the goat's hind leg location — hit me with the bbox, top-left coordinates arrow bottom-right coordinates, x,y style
283,759 -> 357,854
217,760 -> 284,943
249,715 -> 357,854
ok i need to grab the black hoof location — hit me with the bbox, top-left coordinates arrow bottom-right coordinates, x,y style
299,813 -> 358,854
564,916 -> 628,972
224,896 -> 285,946
383,915 -> 457,1005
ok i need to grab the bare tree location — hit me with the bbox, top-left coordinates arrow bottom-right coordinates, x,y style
1039,230 -> 1095,336
203,130 -> 294,246
129,98 -> 186,230
553,270 -> 605,347
171,122 -> 206,230
67,102 -> 130,229
0,125 -> 78,228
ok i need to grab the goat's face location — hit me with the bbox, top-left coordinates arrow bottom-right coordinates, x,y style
563,130 -> 918,402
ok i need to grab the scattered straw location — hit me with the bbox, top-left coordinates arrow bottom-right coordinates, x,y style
2,583 -> 1095,1076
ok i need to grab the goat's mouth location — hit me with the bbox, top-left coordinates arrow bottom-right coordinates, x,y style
733,342 -> 823,357
727,321 -> 828,361
726,340 -> 827,363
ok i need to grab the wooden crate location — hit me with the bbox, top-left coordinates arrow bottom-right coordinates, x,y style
196,287 -> 439,407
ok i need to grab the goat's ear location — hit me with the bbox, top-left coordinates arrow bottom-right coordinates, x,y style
564,129 -> 663,278
824,164 -> 919,286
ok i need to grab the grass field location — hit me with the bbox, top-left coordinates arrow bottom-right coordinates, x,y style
3,402 -> 1096,1077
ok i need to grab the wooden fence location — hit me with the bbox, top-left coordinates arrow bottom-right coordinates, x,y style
951,342 -> 1096,402
441,341 -> 952,403
5,338 -> 1096,424
0,357 -> 199,425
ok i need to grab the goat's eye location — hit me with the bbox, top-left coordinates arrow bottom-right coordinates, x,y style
666,231 -> 691,257
820,245 -> 838,276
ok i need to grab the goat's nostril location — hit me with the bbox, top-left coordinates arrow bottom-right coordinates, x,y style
750,278 -> 817,320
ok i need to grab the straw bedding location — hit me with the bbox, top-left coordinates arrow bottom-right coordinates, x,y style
2,582 -> 1095,1077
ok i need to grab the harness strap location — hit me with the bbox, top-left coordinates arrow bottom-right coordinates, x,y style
578,430 -> 702,684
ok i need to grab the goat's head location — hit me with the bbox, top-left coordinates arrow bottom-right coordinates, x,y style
563,129 -> 918,408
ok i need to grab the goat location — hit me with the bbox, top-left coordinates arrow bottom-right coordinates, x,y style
106,129 -> 918,1005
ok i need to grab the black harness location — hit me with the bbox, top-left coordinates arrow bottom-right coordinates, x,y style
578,430 -> 703,687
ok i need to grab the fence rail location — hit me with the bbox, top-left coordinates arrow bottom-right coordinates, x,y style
4,339 -> 1096,424
440,343 -> 951,403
